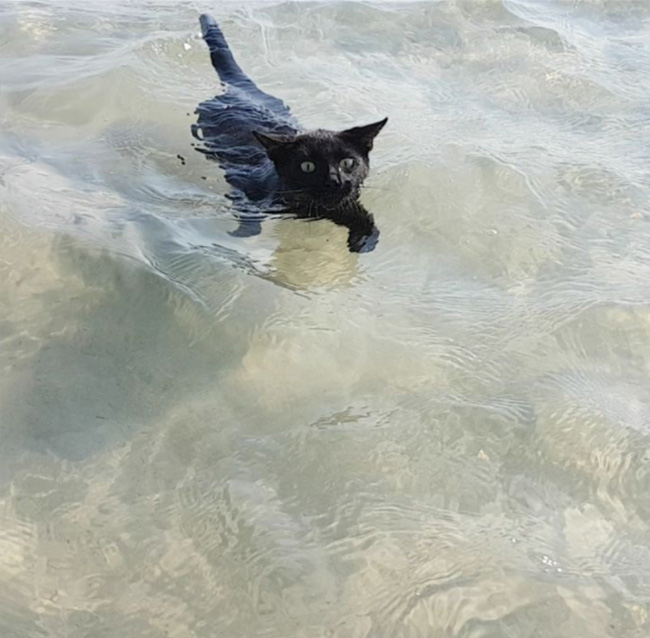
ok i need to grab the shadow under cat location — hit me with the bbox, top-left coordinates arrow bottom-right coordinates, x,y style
191,13 -> 387,253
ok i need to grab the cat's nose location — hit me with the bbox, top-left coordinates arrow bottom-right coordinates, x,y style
327,169 -> 342,188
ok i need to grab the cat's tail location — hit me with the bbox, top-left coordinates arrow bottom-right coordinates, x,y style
199,14 -> 252,87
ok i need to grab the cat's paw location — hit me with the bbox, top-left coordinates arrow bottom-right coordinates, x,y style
348,225 -> 380,253
229,220 -> 262,238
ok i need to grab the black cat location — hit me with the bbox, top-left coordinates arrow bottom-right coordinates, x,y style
192,13 -> 387,252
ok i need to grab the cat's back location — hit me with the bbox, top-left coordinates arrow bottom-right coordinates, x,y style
193,84 -> 298,160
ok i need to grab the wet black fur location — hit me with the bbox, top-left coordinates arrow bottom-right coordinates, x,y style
192,13 -> 387,252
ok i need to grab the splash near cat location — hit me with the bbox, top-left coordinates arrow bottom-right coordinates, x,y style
192,13 -> 387,253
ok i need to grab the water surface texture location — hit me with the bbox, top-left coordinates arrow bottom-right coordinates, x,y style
2,0 -> 650,636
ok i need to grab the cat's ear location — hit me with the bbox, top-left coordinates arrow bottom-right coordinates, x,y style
253,131 -> 296,153
339,117 -> 388,152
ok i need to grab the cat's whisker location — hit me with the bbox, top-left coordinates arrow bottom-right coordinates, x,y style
362,185 -> 398,194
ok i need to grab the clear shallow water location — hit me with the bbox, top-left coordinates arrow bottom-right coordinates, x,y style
1,0 -> 650,635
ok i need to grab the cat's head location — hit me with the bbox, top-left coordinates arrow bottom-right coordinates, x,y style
253,118 -> 387,210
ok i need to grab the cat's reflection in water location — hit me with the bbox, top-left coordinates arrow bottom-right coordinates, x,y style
265,217 -> 364,291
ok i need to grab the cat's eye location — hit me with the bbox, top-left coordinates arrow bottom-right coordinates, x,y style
340,157 -> 356,170
300,161 -> 316,173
